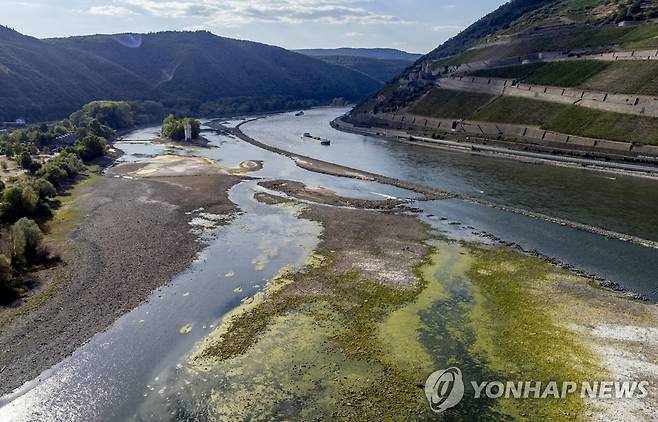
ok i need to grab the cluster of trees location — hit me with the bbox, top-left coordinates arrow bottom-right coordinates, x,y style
161,115 -> 201,141
0,217 -> 44,296
0,120 -> 72,158
0,101 -> 126,302
0,153 -> 84,300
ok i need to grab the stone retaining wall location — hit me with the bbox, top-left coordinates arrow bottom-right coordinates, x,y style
437,48 -> 658,77
437,76 -> 658,118
349,112 -> 658,158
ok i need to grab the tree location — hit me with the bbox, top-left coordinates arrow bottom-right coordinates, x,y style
19,151 -> 33,171
75,134 -> 107,162
1,185 -> 38,223
161,115 -> 201,141
10,217 -> 43,267
70,101 -> 134,130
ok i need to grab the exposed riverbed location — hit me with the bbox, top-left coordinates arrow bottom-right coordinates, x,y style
243,107 -> 658,243
1,108 -> 657,421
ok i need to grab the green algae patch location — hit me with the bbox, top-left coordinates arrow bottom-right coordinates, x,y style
378,244 -> 468,376
187,247 -> 438,420
466,247 -> 605,420
185,240 -> 610,420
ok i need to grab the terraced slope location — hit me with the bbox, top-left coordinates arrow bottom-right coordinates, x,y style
351,0 -> 658,152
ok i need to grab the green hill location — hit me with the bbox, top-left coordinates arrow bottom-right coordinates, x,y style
296,48 -> 421,83
296,48 -> 421,61
352,0 -> 658,148
308,56 -> 413,83
0,28 -> 380,122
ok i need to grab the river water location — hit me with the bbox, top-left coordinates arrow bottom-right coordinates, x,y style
1,107 -> 657,420
243,107 -> 658,243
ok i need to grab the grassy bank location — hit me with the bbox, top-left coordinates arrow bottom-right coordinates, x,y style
473,96 -> 566,126
468,59 -> 658,98
470,61 -> 611,87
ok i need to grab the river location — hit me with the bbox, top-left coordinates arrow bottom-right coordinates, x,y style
243,107 -> 658,243
1,107 -> 656,420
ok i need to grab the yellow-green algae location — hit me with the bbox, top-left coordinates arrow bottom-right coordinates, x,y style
184,240 -> 609,421
465,246 -> 604,420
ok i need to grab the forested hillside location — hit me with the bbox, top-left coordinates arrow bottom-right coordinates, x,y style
0,28 -> 380,122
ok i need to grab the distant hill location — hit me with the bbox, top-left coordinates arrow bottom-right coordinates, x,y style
296,48 -> 422,62
296,48 -> 420,83
307,56 -> 413,83
0,28 -> 380,122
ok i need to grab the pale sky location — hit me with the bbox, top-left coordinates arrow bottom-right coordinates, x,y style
0,0 -> 508,53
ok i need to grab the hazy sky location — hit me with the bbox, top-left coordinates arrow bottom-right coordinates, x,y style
1,0 -> 507,53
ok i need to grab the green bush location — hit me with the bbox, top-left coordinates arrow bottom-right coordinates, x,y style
19,151 -> 34,171
10,217 -> 43,267
162,115 -> 201,141
1,184 -> 39,223
75,134 -> 107,162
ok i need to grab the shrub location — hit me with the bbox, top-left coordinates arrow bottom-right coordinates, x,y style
1,184 -> 39,223
19,151 -> 33,171
75,134 -> 107,162
0,254 -> 11,288
10,217 -> 43,267
162,115 -> 201,141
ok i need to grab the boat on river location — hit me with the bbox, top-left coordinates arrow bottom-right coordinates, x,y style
302,132 -> 330,145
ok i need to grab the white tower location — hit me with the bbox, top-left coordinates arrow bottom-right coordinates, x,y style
184,123 -> 192,141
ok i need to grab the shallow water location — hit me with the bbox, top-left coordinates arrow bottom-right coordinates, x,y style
243,107 -> 658,242
0,181 -> 321,421
115,127 -> 418,201
3,107 -> 658,420
417,199 -> 658,301
241,108 -> 658,300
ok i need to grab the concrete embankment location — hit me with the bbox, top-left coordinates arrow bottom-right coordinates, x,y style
344,112 -> 658,165
330,116 -> 658,250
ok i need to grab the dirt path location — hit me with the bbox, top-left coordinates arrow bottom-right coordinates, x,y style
0,165 -> 241,395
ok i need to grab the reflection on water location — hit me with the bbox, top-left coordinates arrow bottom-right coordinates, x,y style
243,108 -> 658,242
0,181 -> 321,421
417,199 -> 658,301
115,126 -> 418,201
3,108 -> 658,420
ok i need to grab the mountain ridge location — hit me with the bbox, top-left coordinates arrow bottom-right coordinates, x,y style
350,0 -> 658,152
0,28 -> 380,122
296,47 -> 422,61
